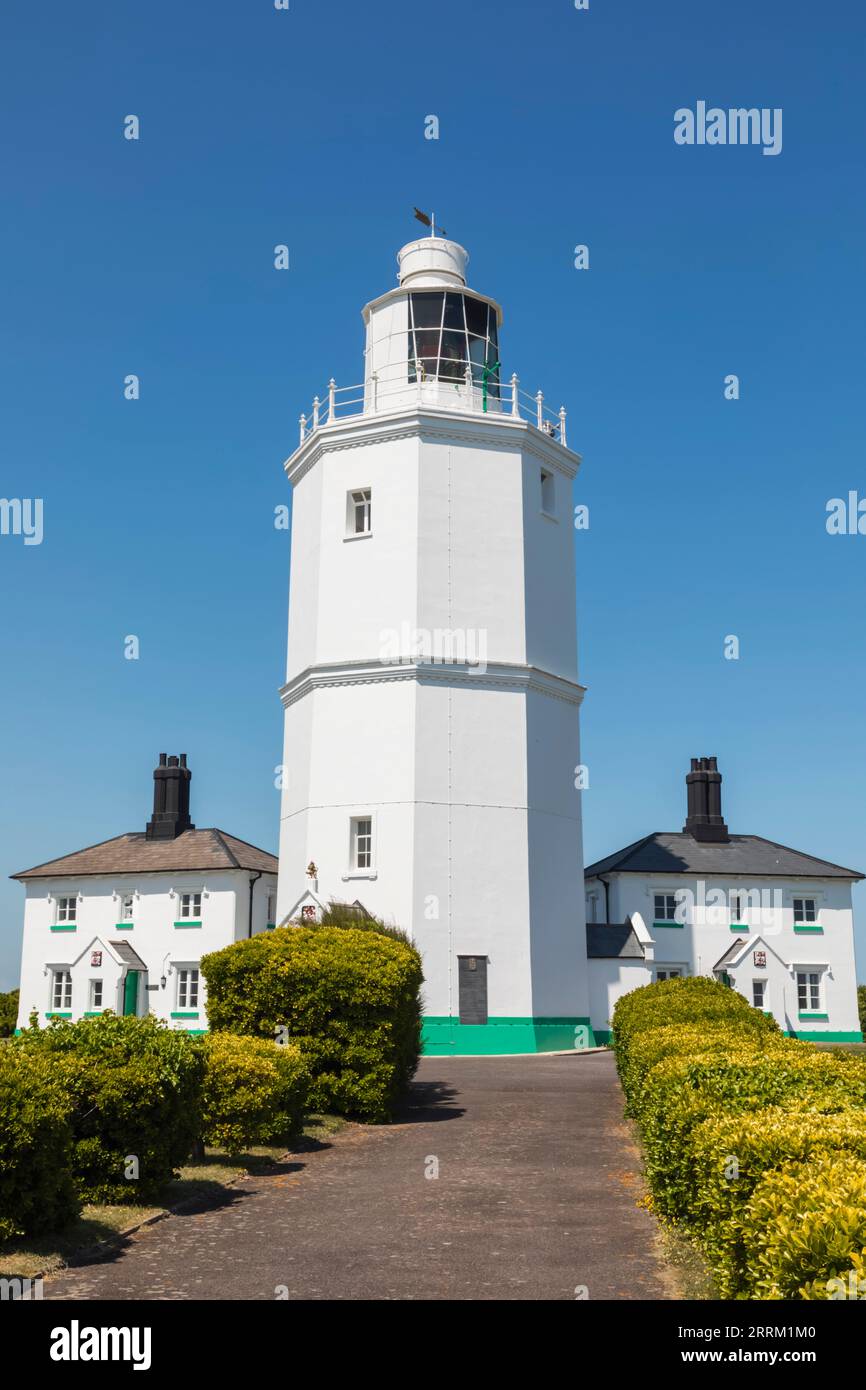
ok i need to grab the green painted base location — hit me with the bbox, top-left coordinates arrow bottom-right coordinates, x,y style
421,1016 -> 596,1056
794,1030 -> 863,1042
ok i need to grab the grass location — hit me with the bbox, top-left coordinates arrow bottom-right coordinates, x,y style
0,1114 -> 346,1280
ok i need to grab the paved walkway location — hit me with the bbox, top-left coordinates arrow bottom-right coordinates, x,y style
45,1051 -> 669,1301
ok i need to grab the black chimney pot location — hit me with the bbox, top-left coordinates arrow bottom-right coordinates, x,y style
145,752 -> 195,840
684,755 -> 729,842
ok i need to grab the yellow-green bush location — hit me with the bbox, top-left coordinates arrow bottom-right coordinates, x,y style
201,927 -> 423,1122
200,1034 -> 310,1155
0,1045 -> 79,1243
612,976 -> 866,1299
741,1156 -> 866,1300
691,1105 -> 866,1296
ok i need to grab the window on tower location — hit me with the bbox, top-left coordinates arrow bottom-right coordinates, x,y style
406,291 -> 499,397
351,816 -> 373,871
346,488 -> 371,537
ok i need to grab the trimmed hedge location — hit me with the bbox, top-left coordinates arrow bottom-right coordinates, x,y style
0,1045 -> 79,1242
612,977 -> 866,1299
200,1033 -> 310,1155
15,1015 -> 205,1203
202,927 -> 423,1122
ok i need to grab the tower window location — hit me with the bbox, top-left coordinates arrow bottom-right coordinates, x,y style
407,291 -> 499,396
347,489 -> 372,537
540,469 -> 555,516
352,817 -> 373,870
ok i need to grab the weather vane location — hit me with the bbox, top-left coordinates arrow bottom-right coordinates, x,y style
413,207 -> 447,239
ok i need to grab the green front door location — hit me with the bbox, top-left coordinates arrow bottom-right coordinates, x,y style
122,970 -> 140,1016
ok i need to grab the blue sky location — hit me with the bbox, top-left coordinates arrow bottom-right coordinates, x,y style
1,0 -> 865,988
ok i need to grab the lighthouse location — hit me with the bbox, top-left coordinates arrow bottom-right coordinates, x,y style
277,231 -> 593,1054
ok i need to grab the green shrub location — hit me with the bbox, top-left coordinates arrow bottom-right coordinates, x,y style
0,1045 -> 79,1242
641,1049 -> 866,1223
612,976 -> 773,1084
690,1104 -> 866,1295
15,1015 -> 205,1203
200,1033 -> 310,1155
202,927 -> 423,1122
858,984 -> 866,1038
741,1156 -> 866,1300
0,989 -> 19,1039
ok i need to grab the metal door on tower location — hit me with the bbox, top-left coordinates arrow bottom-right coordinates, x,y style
457,955 -> 488,1024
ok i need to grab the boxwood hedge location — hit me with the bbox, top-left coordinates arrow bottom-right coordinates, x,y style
201,926 -> 423,1122
0,1044 -> 79,1243
612,977 -> 866,1299
199,1033 -> 310,1154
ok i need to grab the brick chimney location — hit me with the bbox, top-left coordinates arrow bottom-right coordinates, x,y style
684,756 -> 729,843
145,753 -> 195,840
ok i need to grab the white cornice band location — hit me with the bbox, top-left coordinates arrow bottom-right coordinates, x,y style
279,659 -> 586,709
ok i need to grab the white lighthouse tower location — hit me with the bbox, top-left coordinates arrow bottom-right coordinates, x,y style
277,231 -> 593,1054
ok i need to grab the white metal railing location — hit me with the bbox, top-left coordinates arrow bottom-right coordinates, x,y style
297,359 -> 568,448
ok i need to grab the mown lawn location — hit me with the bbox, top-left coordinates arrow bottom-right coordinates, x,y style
0,1115 -> 345,1280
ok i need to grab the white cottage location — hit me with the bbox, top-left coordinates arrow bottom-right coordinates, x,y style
12,754 -> 277,1033
584,757 -> 863,1043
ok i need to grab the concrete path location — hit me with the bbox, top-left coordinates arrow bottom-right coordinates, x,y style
45,1051 -> 669,1301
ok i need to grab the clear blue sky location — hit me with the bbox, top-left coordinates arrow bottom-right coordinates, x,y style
2,0 -> 865,989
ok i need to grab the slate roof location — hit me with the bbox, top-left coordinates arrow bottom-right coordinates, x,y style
109,941 -> 149,971
12,829 -> 278,880
584,832 -> 863,881
713,937 -> 746,972
586,922 -> 646,959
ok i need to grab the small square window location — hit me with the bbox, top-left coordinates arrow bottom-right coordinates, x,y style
654,893 -> 678,922
57,896 -> 77,923
179,892 -> 202,920
793,897 -> 817,923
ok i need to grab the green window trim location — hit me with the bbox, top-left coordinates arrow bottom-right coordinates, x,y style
170,1011 -> 200,1020
798,1012 -> 829,1021
652,920 -> 683,929
729,922 -> 748,931
266,922 -> 276,929
83,1011 -> 104,1018
173,920 -> 202,928
794,924 -> 823,933
114,922 -> 134,930
50,924 -> 77,932
45,1011 -> 72,1019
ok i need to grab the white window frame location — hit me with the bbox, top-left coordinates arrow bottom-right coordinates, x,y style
343,814 -> 377,879
653,892 -> 679,923
267,891 -> 276,925
56,895 -> 77,924
178,891 -> 202,921
752,978 -> 767,1010
654,965 -> 687,982
90,978 -> 104,1010
793,896 -> 818,924
176,966 -> 200,1011
345,488 -> 372,539
730,891 -> 747,924
51,968 -> 72,1010
795,967 -> 825,1014
120,893 -> 135,922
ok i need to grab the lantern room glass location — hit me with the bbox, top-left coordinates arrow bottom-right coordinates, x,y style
407,292 -> 500,397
